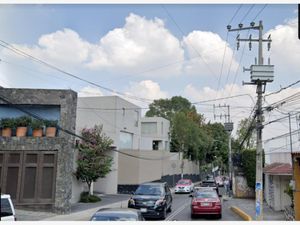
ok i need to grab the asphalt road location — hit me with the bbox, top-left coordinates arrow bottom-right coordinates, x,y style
162,193 -> 242,221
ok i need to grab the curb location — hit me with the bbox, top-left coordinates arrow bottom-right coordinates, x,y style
230,206 -> 252,221
42,200 -> 129,221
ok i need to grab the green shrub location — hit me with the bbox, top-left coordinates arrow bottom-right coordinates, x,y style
241,149 -> 256,189
44,119 -> 58,127
31,119 -> 44,129
15,116 -> 32,127
79,192 -> 101,203
0,118 -> 15,128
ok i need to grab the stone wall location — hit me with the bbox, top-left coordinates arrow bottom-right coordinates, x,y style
0,88 -> 77,214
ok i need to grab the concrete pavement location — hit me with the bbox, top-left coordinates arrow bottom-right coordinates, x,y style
227,198 -> 285,221
15,194 -> 131,221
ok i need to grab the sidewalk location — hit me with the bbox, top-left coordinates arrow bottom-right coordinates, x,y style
16,194 -> 130,221
226,198 -> 285,221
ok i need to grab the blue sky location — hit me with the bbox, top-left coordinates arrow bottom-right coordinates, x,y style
0,4 -> 300,146
0,4 -> 296,44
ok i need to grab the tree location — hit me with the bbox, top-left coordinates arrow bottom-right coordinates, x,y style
241,149 -> 256,188
146,96 -> 204,124
75,125 -> 113,197
204,123 -> 228,165
236,118 -> 256,150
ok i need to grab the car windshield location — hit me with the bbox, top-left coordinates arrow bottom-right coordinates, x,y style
178,180 -> 190,185
195,191 -> 218,198
1,198 -> 13,217
135,185 -> 162,196
91,214 -> 138,221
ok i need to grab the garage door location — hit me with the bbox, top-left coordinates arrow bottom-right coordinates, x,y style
0,151 -> 57,205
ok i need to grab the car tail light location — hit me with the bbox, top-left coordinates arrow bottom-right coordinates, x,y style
192,200 -> 198,206
215,201 -> 221,206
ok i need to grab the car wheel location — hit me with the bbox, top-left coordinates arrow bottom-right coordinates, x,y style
217,214 -> 222,219
191,214 -> 196,219
161,207 -> 167,220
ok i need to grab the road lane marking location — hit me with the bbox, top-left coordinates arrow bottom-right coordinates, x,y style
166,202 -> 191,221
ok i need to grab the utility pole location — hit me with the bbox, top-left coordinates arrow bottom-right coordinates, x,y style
227,21 -> 274,220
214,104 -> 233,194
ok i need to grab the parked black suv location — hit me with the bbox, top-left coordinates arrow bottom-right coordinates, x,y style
128,182 -> 172,219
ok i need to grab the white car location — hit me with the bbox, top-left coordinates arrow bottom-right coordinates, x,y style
1,194 -> 16,221
175,179 -> 194,193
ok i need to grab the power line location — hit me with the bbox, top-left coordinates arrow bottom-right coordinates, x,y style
264,140 -> 299,155
161,4 -> 218,78
228,4 -> 243,25
264,79 -> 300,97
192,93 -> 255,105
216,5 -> 243,99
253,4 -> 268,21
0,40 -> 153,104
0,93 -> 173,161
263,129 -> 299,143
240,4 -> 255,23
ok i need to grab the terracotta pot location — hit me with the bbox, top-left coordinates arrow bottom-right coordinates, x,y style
2,128 -> 12,137
46,127 -> 56,137
16,127 -> 27,137
32,129 -> 43,137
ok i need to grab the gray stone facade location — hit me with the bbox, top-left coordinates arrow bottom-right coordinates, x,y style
0,88 -> 77,214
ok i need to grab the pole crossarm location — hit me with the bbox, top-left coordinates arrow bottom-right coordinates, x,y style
228,26 -> 260,32
238,38 -> 272,42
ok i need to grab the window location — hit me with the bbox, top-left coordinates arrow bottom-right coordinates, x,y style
119,131 -> 133,150
141,122 -> 157,135
152,141 -> 159,150
134,110 -> 139,127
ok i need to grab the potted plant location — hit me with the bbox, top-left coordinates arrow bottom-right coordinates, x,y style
15,116 -> 32,137
31,119 -> 44,137
0,118 -> 15,137
44,119 -> 58,137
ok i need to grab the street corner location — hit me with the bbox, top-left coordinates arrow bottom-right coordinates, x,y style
230,206 -> 252,221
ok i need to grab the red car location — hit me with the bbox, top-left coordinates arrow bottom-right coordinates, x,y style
190,189 -> 222,219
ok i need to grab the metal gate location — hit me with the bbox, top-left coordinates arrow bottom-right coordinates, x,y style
0,151 -> 57,205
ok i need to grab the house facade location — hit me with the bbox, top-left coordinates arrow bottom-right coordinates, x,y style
0,88 -> 77,214
292,151 -> 300,220
140,117 -> 170,151
73,96 -> 142,201
264,152 -> 293,211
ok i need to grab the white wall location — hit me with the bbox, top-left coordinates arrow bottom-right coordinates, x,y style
74,96 -> 142,198
118,150 -> 199,185
141,117 -> 170,151
265,152 -> 292,165
264,174 -> 292,211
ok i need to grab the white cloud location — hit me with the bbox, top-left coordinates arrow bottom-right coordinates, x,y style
265,18 -> 300,79
2,13 -> 237,81
3,29 -> 92,70
126,80 -> 168,100
183,83 -> 256,135
182,31 -> 238,76
86,13 -> 184,76
78,86 -> 103,97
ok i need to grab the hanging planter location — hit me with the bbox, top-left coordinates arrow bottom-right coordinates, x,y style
15,116 -> 32,137
44,120 -> 58,137
31,119 -> 44,137
0,118 -> 15,137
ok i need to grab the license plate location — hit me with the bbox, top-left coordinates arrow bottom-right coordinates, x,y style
140,208 -> 147,213
201,202 -> 211,206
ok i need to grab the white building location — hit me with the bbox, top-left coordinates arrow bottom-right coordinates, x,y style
72,96 -> 142,202
264,152 -> 292,211
140,117 -> 170,151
